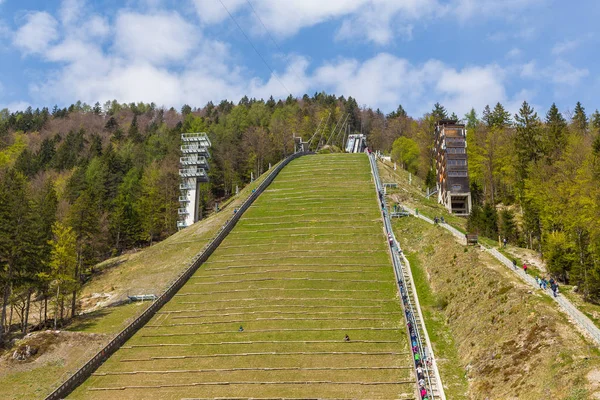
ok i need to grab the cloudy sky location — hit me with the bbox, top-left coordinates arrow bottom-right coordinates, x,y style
0,0 -> 598,116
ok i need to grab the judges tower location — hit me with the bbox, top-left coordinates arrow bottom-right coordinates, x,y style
178,133 -> 211,230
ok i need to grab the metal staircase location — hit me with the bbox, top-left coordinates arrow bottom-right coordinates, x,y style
369,153 -> 446,400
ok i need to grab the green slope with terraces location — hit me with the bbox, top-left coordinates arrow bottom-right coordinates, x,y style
69,153 -> 416,399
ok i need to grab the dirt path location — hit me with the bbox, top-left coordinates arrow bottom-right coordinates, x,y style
402,204 -> 600,347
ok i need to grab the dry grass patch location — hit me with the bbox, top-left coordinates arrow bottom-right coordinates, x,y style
396,216 -> 600,399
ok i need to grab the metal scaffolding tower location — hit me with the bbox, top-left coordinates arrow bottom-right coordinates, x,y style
178,132 -> 211,230
345,134 -> 366,153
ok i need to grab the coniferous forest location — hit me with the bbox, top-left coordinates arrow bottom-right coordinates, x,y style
1,94 -> 600,339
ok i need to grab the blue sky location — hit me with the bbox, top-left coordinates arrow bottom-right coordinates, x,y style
0,0 -> 598,117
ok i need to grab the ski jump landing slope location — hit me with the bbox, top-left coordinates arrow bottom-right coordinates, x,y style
69,153 -> 415,400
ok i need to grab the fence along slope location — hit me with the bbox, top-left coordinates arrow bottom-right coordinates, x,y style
69,153 -> 415,399
369,153 -> 446,400
44,151 -> 310,400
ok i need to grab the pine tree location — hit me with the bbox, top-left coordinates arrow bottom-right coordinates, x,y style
67,189 -> 102,316
104,116 -> 118,132
591,110 -> 600,133
387,104 -> 407,119
31,180 -> 58,328
431,102 -> 448,121
592,110 -> 600,156
482,105 -> 493,127
425,168 -> 436,189
514,101 -> 542,186
491,102 -> 512,127
464,108 -> 479,130
181,104 -> 192,115
110,168 -> 142,250
0,170 -> 37,339
544,103 -> 567,162
128,115 -> 141,142
572,101 -> 588,133
481,202 -> 499,238
344,96 -> 361,132
499,209 -> 518,243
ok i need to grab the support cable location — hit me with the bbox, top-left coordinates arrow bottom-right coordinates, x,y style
307,112 -> 329,150
244,0 -> 308,89
218,0 -> 292,96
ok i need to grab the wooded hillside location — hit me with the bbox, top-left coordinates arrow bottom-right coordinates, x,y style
1,94 -> 600,340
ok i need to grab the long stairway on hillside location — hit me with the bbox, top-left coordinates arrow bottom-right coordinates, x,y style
68,154 -> 417,400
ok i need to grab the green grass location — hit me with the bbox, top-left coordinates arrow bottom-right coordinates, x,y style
0,166 -> 278,400
68,154 -> 415,400
377,160 -> 468,232
68,303 -> 151,334
394,212 -> 600,399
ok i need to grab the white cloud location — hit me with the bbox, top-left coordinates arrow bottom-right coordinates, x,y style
13,12 -> 59,54
488,27 -> 536,42
60,0 -> 85,25
9,3 -> 550,115
307,53 -> 507,115
551,39 -> 581,55
517,59 -> 588,87
114,11 -> 199,64
546,60 -> 589,86
506,48 -> 521,59
520,61 -> 536,78
436,65 -> 506,115
26,28 -> 513,117
0,101 -> 31,112
192,0 -> 247,24
87,15 -> 110,38
193,0 -> 535,45
454,0 -> 544,20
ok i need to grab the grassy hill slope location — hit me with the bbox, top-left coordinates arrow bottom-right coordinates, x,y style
0,170 -> 271,400
69,153 -> 415,399
382,160 -> 600,399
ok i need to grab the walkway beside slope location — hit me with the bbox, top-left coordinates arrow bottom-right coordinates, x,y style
369,154 -> 446,400
401,204 -> 600,347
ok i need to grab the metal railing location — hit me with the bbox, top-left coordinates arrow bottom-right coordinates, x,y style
368,153 -> 446,400
44,150 -> 312,400
180,144 -> 209,154
181,132 -> 211,146
179,167 -> 207,178
180,155 -> 208,166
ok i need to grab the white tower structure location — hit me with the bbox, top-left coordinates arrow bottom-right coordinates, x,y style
178,133 -> 211,230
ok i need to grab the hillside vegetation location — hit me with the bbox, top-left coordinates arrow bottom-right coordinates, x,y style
69,153 -> 415,399
389,102 -> 600,304
0,94 -> 372,339
382,163 -> 600,399
0,171 -> 268,400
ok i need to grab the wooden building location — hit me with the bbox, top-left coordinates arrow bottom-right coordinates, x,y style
434,120 -> 472,215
